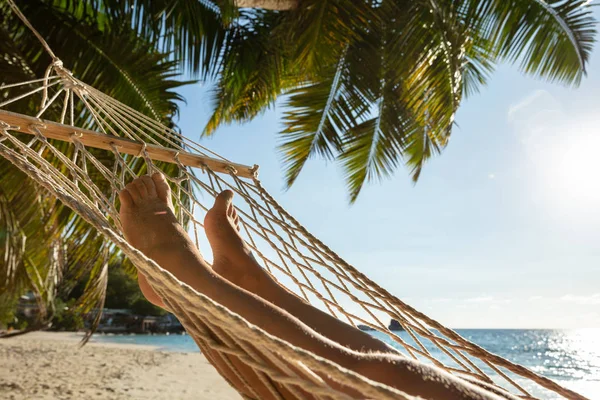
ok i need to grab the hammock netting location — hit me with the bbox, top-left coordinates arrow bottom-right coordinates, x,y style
0,6 -> 588,400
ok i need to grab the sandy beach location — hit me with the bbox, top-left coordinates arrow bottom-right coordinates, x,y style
0,331 -> 239,400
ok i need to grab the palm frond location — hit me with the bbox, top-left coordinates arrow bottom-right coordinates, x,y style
278,53 -> 351,187
55,0 -> 228,79
202,0 -> 595,201
78,245 -> 110,344
0,174 -> 27,291
393,2 -> 466,154
472,0 -> 596,84
337,13 -> 431,201
1,1 -> 193,334
339,104 -> 416,203
203,11 -> 295,135
276,0 -> 375,75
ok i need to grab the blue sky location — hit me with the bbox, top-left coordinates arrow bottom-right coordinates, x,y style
174,31 -> 600,329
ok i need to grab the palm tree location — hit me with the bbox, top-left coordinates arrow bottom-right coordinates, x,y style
0,0 -> 196,330
203,0 -> 596,201
1,0 -> 596,330
18,0 -> 594,203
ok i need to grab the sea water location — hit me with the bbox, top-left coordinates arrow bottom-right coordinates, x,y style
90,329 -> 600,399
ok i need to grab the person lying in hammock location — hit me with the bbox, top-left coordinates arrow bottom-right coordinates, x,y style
119,173 -> 514,400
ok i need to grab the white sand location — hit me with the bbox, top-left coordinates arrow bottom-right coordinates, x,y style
0,331 -> 240,400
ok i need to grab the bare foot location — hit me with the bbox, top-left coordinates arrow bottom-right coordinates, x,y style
204,190 -> 275,295
119,177 -> 275,306
119,173 -> 189,306
119,173 -> 179,253
119,179 -> 296,399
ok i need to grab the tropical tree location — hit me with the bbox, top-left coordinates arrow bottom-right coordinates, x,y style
0,0 -> 192,331
1,0 -> 596,332
14,0 -> 594,202
203,0 -> 597,201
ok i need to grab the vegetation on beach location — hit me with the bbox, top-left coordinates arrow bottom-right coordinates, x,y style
1,265 -> 164,332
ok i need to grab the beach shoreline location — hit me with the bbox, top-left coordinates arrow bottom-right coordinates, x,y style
0,331 -> 239,399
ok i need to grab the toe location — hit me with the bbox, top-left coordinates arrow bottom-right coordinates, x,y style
213,190 -> 234,215
152,172 -> 171,203
118,188 -> 134,209
140,175 -> 157,198
132,178 -> 149,200
125,182 -> 142,203
231,209 -> 241,231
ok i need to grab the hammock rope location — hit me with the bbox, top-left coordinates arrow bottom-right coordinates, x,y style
0,2 -> 588,399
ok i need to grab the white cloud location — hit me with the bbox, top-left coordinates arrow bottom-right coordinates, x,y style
465,296 -> 494,303
559,293 -> 600,305
427,296 -> 513,305
430,297 -> 453,303
507,90 -> 551,122
507,90 -> 564,146
488,173 -> 495,179
528,295 -> 544,301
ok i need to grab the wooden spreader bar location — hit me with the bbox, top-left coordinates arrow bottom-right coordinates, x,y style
0,110 -> 257,179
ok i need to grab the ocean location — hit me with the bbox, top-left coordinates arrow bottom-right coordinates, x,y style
90,329 -> 599,399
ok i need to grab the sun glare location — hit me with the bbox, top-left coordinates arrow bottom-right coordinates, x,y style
536,121 -> 600,217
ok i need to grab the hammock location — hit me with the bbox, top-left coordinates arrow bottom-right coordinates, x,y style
0,3 -> 587,400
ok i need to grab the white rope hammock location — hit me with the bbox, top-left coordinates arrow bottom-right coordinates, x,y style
0,3 -> 588,399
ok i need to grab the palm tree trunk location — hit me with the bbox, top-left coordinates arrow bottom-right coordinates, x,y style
235,0 -> 298,10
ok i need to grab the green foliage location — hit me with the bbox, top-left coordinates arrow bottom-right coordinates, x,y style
130,298 -> 166,317
12,318 -> 29,331
0,291 -> 20,329
2,0 -> 191,119
202,0 -> 597,202
1,0 -> 193,329
203,10 -> 296,135
0,291 -> 36,331
51,298 -> 84,331
105,265 -> 165,317
51,0 -> 227,79
104,266 -> 141,309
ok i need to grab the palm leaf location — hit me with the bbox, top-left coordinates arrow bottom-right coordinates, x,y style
1,0 -> 193,332
463,0 -> 595,84
203,10 -> 296,135
55,0 -> 228,79
275,0 -> 375,75
278,54 -> 350,187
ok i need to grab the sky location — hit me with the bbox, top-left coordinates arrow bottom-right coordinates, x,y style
173,26 -> 600,329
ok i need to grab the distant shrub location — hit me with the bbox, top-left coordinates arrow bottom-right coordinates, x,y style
0,292 -> 19,329
130,298 -> 166,317
51,299 -> 84,331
